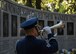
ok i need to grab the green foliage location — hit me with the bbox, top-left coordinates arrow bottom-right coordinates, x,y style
12,0 -> 76,14
42,0 -> 76,14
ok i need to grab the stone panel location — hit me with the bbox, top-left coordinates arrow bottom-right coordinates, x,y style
0,10 -> 1,37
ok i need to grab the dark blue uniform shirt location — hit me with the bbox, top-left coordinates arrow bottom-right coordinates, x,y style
16,34 -> 58,54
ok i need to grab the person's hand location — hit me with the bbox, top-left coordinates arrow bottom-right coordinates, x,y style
43,26 -> 52,34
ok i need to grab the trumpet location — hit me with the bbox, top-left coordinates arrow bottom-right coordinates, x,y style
40,21 -> 64,32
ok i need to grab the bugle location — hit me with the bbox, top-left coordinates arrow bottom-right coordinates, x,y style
40,21 -> 64,32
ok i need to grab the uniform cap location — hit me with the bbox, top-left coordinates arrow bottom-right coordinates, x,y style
20,17 -> 38,29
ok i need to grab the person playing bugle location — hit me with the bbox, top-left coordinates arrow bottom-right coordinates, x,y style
16,17 -> 58,54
